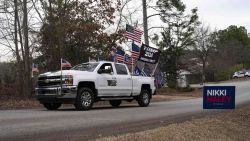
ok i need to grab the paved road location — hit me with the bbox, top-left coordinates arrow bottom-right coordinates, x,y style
1,81 -> 250,141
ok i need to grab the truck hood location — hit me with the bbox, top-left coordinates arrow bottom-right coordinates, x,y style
39,70 -> 94,77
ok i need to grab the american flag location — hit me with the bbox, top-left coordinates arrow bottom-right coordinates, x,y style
110,49 -> 116,62
61,58 -> 72,68
32,63 -> 39,73
125,24 -> 143,44
134,66 -> 141,75
124,54 -> 132,65
131,42 -> 140,64
116,48 -> 125,63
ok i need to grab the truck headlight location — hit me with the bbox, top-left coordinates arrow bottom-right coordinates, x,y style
64,75 -> 73,85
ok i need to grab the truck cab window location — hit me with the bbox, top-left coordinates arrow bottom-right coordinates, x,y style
99,63 -> 113,74
115,64 -> 128,75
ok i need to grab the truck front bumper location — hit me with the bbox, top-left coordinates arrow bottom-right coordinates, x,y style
36,86 -> 77,103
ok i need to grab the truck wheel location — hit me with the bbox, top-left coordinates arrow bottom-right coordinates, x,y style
137,89 -> 151,107
43,103 -> 61,110
75,87 -> 94,111
109,100 -> 122,107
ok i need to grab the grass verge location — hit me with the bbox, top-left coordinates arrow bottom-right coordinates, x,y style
0,98 -> 40,110
94,104 -> 250,141
0,87 -> 201,110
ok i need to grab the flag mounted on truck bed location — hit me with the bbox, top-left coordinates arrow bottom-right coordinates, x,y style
131,42 -> 140,63
61,58 -> 72,68
138,44 -> 161,64
125,24 -> 143,44
32,63 -> 39,73
116,48 -> 125,63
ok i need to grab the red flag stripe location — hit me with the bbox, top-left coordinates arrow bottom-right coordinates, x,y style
125,32 -> 142,43
125,34 -> 141,43
125,32 -> 142,39
134,29 -> 144,35
132,53 -> 139,58
116,55 -> 124,62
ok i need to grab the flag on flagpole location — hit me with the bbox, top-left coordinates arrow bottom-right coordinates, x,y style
116,48 -> 125,63
134,66 -> 141,76
32,63 -> 39,73
61,58 -> 72,68
110,47 -> 117,62
131,42 -> 140,64
111,54 -> 117,62
125,24 -> 143,44
124,54 -> 132,65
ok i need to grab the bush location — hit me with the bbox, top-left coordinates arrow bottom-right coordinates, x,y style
177,86 -> 194,92
243,63 -> 250,69
167,80 -> 176,88
214,64 -> 245,81
214,71 -> 230,81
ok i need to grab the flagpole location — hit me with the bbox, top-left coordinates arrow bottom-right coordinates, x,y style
60,58 -> 63,75
152,62 -> 159,77
31,63 -> 34,78
132,57 -> 134,75
131,40 -> 135,95
132,23 -> 137,75
131,41 -> 134,75
60,58 -> 62,95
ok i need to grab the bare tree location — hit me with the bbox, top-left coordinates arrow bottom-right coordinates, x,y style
0,0 -> 41,96
14,0 -> 24,94
193,25 -> 216,84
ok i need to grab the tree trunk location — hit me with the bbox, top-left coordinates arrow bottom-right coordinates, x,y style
16,3 -> 26,96
202,60 -> 206,84
23,0 -> 32,97
142,0 -> 149,45
14,0 -> 23,96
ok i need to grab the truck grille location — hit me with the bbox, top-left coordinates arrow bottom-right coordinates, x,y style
38,76 -> 63,87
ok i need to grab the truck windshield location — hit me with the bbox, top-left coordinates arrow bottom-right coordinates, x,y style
71,63 -> 99,72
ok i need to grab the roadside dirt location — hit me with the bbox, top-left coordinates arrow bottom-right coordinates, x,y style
0,88 -> 201,110
0,98 -> 40,110
93,104 -> 250,141
157,87 -> 202,98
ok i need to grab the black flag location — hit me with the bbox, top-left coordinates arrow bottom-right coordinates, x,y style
138,44 -> 161,64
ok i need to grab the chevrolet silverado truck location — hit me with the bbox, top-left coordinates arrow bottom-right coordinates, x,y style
36,61 -> 156,110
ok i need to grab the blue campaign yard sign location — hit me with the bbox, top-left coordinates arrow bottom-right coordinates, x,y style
203,86 -> 235,109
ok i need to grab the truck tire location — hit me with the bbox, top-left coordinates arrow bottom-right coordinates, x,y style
137,89 -> 151,107
75,87 -> 94,111
109,100 -> 122,107
43,103 -> 61,110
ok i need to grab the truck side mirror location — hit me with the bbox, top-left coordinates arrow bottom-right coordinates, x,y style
97,69 -> 103,74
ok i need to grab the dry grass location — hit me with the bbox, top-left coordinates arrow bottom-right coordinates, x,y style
151,95 -> 194,102
157,87 -> 202,98
0,95 -> 192,110
0,98 -> 40,110
0,87 -> 201,110
94,105 -> 250,141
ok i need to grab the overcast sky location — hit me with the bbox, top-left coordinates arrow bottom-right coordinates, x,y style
1,0 -> 250,62
182,0 -> 250,31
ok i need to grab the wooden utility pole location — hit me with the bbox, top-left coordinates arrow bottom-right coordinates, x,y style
142,0 -> 149,45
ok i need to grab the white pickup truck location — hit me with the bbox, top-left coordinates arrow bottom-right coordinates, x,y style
36,61 -> 156,110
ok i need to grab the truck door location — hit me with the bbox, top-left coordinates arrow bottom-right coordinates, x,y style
97,63 -> 118,96
114,64 -> 132,96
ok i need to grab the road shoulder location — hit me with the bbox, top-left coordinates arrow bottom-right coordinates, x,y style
93,104 -> 250,141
